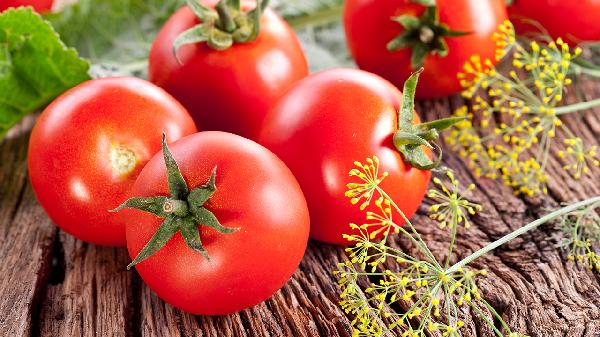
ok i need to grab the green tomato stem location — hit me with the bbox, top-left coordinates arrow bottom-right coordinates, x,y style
446,196 -> 600,274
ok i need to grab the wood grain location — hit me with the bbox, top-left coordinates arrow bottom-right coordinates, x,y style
0,91 -> 598,337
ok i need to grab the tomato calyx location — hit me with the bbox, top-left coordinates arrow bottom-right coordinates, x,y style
394,68 -> 466,170
173,0 -> 270,59
387,5 -> 469,69
112,134 -> 238,269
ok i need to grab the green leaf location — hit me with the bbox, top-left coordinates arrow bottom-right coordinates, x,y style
111,196 -> 169,217
45,0 -> 185,78
434,38 -> 449,57
443,29 -> 471,37
387,32 -> 413,52
274,0 -> 343,29
411,43 -> 429,69
398,68 -> 423,129
173,25 -> 208,62
400,145 -> 435,170
187,167 -> 218,206
246,0 -> 263,41
161,134 -> 189,200
419,116 -> 468,132
393,15 -> 421,30
393,132 -> 432,149
179,218 -> 210,259
127,215 -> 180,269
410,0 -> 436,5
0,8 -> 90,139
191,207 -> 238,234
186,0 -> 213,19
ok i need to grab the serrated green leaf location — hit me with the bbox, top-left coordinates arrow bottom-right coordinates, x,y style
45,0 -> 185,78
0,8 -> 90,138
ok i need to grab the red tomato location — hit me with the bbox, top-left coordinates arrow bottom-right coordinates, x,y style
0,0 -> 52,12
122,131 -> 309,315
28,77 -> 197,246
149,2 -> 309,141
258,69 -> 431,245
509,0 -> 600,44
344,0 -> 507,99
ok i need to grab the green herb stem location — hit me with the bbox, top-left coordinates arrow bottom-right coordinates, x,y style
377,188 -> 442,269
554,97 -> 600,115
447,197 -> 600,274
575,66 -> 600,78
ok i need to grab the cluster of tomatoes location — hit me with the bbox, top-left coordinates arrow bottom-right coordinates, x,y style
11,0 -> 600,316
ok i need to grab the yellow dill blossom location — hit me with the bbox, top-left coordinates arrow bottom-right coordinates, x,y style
428,170 -> 482,230
558,138 -> 599,179
451,20 -> 599,196
346,156 -> 389,210
336,156 -> 533,337
557,202 -> 600,271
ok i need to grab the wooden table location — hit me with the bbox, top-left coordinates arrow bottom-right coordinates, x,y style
1,89 -> 599,337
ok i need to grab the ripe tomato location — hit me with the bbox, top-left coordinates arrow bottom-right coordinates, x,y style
343,0 -> 507,99
149,1 -> 308,141
258,69 -> 431,245
121,131 -> 309,315
28,77 -> 197,246
0,0 -> 52,12
508,0 -> 600,44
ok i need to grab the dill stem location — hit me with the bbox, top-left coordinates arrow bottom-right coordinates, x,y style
572,63 -> 600,78
377,188 -> 442,269
444,212 -> 458,269
554,97 -> 600,115
446,196 -> 600,274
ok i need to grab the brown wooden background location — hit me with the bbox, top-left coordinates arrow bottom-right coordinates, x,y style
1,84 -> 599,337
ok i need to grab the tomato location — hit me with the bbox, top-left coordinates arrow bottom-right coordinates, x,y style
28,77 -> 197,246
149,1 -> 308,141
0,0 -> 52,12
508,0 -> 600,44
343,0 -> 507,99
120,131 -> 309,315
258,69 -> 432,245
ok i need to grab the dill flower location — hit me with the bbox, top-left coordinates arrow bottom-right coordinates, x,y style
557,202 -> 600,271
337,156 -> 600,336
428,170 -> 482,230
336,156 -> 532,337
346,156 -> 389,210
449,20 -> 600,196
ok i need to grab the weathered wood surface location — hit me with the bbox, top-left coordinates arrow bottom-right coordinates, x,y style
0,88 -> 599,337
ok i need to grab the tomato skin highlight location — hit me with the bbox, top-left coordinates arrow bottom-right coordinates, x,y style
122,131 -> 310,315
343,0 -> 507,99
28,77 -> 197,246
509,0 -> 600,44
0,0 -> 53,12
258,69 -> 431,245
149,3 -> 309,141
